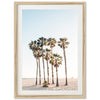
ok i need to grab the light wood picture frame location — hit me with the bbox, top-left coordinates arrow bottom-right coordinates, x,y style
14,2 -> 86,98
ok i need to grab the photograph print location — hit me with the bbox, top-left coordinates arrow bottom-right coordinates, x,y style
14,2 -> 86,98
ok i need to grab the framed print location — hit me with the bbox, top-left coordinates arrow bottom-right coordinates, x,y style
14,2 -> 86,98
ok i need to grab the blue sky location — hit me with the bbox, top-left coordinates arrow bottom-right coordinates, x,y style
22,9 -> 78,78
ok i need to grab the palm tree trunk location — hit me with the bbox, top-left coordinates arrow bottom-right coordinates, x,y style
42,46 -> 45,82
35,59 -> 38,85
47,60 -> 49,83
51,64 -> 54,84
51,48 -> 54,84
39,59 -> 41,85
63,48 -> 68,85
56,67 -> 59,87
42,57 -> 45,81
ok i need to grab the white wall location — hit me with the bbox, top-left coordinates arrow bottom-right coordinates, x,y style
0,0 -> 100,100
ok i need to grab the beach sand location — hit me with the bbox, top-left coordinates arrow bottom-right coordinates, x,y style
22,78 -> 78,91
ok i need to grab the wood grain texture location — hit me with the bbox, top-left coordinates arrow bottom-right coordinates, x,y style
14,2 -> 18,98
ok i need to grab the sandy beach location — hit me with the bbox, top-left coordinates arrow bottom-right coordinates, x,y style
22,78 -> 78,91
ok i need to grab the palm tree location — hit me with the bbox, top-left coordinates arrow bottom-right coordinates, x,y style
44,48 -> 51,83
29,40 -> 39,85
53,54 -> 62,87
38,37 -> 46,81
58,38 -> 69,85
34,47 -> 42,85
29,40 -> 42,85
36,43 -> 42,85
47,38 -> 56,84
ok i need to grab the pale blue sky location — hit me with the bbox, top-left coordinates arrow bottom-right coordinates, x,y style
22,9 -> 78,78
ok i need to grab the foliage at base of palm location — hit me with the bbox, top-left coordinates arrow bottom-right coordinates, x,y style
43,80 -> 49,87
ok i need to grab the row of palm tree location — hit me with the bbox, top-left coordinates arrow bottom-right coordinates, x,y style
29,37 -> 69,87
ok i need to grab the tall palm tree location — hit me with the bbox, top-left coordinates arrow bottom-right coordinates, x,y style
47,38 -> 56,84
29,40 -> 42,85
53,54 -> 62,87
36,42 -> 43,85
38,37 -> 46,81
44,48 -> 51,83
58,38 -> 69,85
29,40 -> 39,85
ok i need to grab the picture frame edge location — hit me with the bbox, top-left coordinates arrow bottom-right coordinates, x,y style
14,1 -> 86,99
14,2 -> 18,99
14,1 -> 86,5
